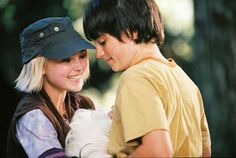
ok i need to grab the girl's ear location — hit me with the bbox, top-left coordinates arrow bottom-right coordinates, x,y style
42,64 -> 46,75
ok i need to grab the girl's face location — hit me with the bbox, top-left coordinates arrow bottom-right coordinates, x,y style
94,33 -> 138,71
43,50 -> 89,93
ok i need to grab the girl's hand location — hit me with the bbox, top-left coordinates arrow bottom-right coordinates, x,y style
108,105 -> 115,119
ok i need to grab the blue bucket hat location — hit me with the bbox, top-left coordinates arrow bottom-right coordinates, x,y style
20,17 -> 95,64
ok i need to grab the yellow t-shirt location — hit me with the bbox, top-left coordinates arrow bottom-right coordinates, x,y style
108,58 -> 211,157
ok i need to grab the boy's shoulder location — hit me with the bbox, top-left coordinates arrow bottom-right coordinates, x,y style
123,58 -> 173,76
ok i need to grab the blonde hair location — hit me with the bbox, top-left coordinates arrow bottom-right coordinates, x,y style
83,60 -> 90,86
15,56 -> 91,93
15,56 -> 47,93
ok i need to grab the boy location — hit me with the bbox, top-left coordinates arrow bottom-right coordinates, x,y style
83,0 -> 211,157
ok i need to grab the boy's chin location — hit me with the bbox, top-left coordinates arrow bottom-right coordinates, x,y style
111,66 -> 124,72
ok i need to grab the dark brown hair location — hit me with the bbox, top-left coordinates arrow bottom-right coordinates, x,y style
83,0 -> 165,47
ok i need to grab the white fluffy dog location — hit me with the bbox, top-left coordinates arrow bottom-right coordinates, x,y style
65,109 -> 112,158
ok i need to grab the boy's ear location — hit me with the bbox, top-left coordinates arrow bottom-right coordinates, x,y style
121,31 -> 138,42
132,31 -> 138,40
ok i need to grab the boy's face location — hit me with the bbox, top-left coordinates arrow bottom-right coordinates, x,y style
94,33 -> 138,71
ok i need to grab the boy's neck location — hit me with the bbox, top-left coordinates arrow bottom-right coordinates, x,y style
128,43 -> 167,67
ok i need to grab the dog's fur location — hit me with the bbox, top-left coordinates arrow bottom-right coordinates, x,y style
65,109 -> 112,158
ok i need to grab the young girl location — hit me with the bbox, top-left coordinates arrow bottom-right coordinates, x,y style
83,0 -> 211,157
7,17 -> 95,158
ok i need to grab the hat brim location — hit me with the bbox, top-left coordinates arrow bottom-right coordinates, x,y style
42,38 -> 95,60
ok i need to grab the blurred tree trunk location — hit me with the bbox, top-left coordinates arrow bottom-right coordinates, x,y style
192,0 -> 236,156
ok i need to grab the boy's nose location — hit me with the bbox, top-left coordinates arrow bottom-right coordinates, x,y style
95,45 -> 104,58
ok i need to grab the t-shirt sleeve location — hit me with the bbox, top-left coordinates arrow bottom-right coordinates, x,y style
198,90 -> 211,152
117,75 -> 169,143
16,109 -> 65,158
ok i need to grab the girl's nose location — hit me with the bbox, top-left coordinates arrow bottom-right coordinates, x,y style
72,57 -> 84,70
74,61 -> 82,71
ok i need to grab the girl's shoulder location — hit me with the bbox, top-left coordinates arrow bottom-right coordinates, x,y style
16,109 -> 63,157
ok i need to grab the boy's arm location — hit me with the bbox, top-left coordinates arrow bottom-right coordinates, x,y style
201,115 -> 211,157
128,129 -> 173,157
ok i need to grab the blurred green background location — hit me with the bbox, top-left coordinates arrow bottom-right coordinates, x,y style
0,0 -> 235,157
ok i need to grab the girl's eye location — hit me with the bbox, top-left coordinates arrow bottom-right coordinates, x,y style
59,50 -> 87,62
61,58 -> 71,62
79,50 -> 87,58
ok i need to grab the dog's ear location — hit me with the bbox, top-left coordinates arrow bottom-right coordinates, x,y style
78,94 -> 95,110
